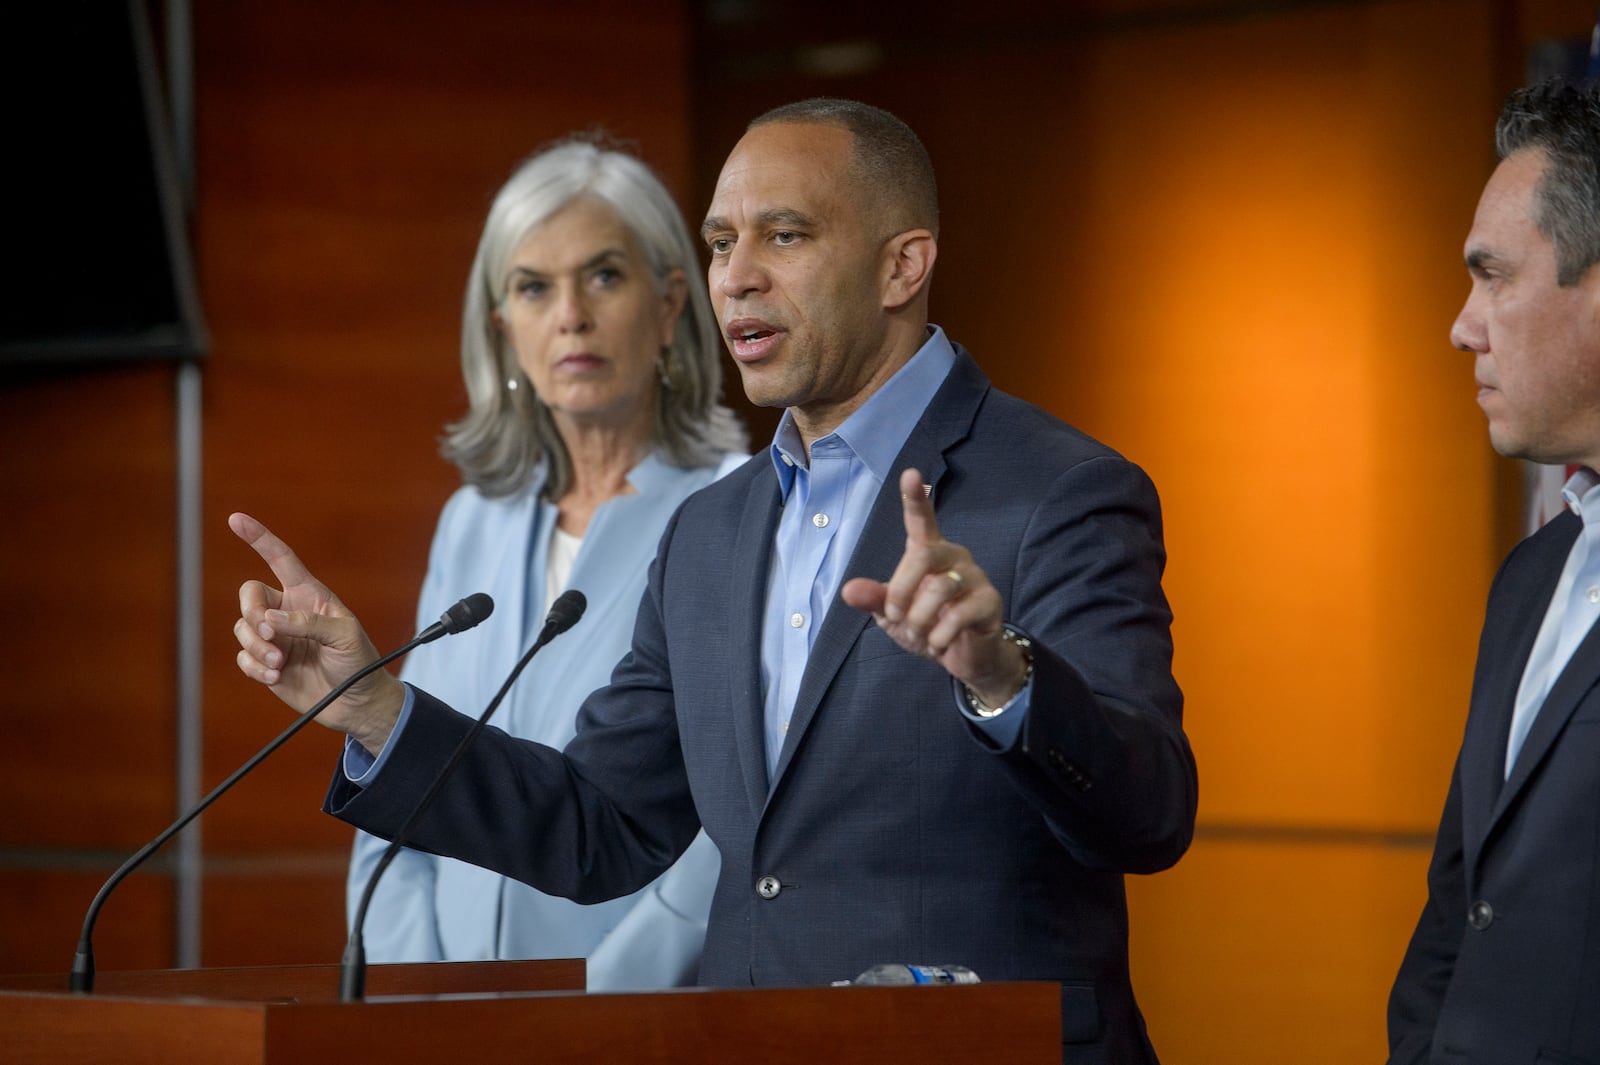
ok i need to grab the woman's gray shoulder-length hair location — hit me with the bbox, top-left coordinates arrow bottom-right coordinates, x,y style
443,136 -> 746,499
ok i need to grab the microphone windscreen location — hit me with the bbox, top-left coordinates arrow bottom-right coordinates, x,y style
545,589 -> 587,636
441,592 -> 495,635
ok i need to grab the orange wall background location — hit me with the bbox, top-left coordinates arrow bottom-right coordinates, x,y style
689,2 -> 1585,1057
3,1 -> 1598,1061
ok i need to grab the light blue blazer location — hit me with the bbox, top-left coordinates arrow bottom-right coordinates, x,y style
347,449 -> 746,989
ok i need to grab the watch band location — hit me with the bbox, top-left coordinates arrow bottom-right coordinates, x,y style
963,626 -> 1034,718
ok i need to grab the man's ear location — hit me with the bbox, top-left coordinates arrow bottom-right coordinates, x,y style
882,229 -> 937,311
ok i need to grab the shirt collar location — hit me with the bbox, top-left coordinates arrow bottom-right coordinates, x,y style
768,325 -> 957,493
623,449 -> 674,495
1562,466 -> 1600,524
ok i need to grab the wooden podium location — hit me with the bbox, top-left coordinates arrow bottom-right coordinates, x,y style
0,961 -> 1061,1063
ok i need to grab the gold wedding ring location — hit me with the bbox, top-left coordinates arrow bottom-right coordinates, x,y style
944,569 -> 965,592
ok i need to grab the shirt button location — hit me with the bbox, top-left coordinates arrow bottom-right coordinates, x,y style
756,875 -> 782,899
790,612 -> 805,628
1588,586 -> 1599,604
1467,900 -> 1494,930
812,512 -> 829,528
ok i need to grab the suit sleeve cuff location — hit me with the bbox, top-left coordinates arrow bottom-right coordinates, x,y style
953,675 -> 1031,748
341,683 -> 419,784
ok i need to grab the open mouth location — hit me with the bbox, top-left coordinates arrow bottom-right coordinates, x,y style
727,320 -> 781,361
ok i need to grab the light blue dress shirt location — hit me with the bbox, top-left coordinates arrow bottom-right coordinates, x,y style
346,449 -> 744,989
352,327 -> 1033,964
1508,466 -> 1600,776
758,326 -> 1029,783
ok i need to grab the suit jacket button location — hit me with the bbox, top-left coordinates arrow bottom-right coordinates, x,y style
1467,900 -> 1493,930
756,875 -> 782,900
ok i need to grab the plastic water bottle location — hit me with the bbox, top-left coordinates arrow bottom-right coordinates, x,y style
849,964 -> 980,985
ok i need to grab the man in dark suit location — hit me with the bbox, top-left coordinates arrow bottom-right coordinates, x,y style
1387,79 -> 1600,1065
232,99 -> 1197,1064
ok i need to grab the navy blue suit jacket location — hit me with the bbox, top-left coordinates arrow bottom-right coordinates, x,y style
330,349 -> 1198,1063
1389,510 -> 1600,1064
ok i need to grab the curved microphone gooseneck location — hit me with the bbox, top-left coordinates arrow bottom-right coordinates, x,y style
69,592 -> 494,992
340,589 -> 586,1002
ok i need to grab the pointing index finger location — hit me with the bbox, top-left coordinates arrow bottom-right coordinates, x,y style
229,511 -> 317,589
899,467 -> 941,547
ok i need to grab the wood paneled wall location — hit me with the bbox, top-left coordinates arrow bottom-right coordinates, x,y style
192,0 -> 700,965
0,364 -> 180,971
2,1 -> 1596,1062
0,0 -> 697,976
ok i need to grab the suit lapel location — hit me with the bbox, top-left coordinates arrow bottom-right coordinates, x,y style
1490,611 -> 1600,825
493,491 -> 543,702
1459,571 -> 1547,875
766,465 -> 911,789
729,467 -> 784,815
767,353 -> 988,793
1462,514 -> 1582,873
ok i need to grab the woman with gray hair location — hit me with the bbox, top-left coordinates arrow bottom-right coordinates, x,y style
348,137 -> 746,989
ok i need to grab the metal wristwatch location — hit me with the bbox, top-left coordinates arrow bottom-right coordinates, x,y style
964,627 -> 1034,718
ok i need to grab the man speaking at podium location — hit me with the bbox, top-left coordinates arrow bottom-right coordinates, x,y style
232,98 -> 1197,1064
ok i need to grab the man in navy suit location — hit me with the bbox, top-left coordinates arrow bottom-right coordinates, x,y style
1387,79 -> 1600,1064
233,99 -> 1197,1064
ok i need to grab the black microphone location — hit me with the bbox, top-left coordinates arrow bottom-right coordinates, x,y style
340,588 -> 586,1001
417,592 -> 494,645
69,593 -> 495,993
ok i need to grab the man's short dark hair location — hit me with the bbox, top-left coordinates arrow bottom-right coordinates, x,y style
750,98 -> 940,238
1496,77 -> 1600,286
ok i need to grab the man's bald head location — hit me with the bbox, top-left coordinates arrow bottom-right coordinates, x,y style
748,98 -> 939,241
